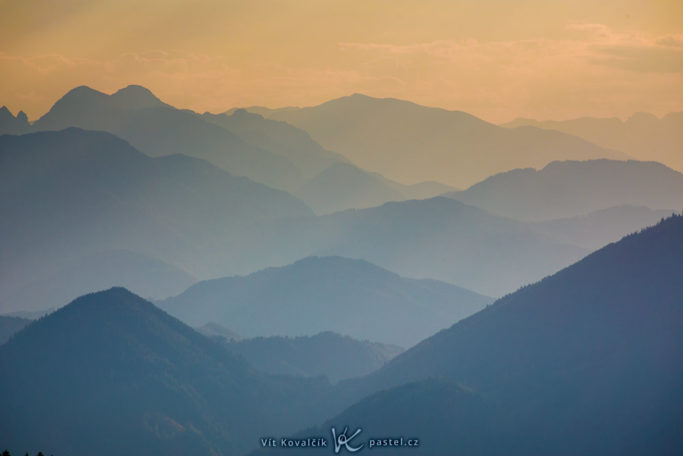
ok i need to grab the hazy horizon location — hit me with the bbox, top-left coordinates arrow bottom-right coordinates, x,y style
2,0 -> 682,123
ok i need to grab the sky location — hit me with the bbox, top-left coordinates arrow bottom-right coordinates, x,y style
1,0 -> 682,123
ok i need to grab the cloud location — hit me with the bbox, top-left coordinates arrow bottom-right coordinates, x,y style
341,25 -> 683,74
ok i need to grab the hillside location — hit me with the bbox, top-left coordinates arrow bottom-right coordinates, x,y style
0,288 -> 333,456
323,216 -> 683,455
221,332 -> 403,383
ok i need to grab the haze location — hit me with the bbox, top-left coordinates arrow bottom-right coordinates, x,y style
2,0 -> 682,123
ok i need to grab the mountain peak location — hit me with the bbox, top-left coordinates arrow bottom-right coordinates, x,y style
110,84 -> 165,109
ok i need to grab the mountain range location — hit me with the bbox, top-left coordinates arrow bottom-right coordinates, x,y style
234,198 -> 588,297
249,93 -> 625,187
503,112 -> 683,174
2,217 -> 680,455
445,159 -> 683,221
261,215 -> 683,455
203,109 -> 453,213
161,256 -> 492,347
0,128 -> 311,312
30,85 -> 305,191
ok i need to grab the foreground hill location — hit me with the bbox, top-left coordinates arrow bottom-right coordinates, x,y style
161,256 -> 492,347
0,288 -> 332,456
261,93 -> 623,187
503,112 -> 683,173
0,128 -> 311,312
220,331 -> 403,383
445,159 -> 683,221
314,215 -> 683,455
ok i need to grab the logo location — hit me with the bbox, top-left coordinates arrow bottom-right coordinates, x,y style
331,426 -> 364,453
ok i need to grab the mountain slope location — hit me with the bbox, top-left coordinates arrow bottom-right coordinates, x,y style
293,162 -> 407,213
0,128 -> 312,312
445,159 -> 683,221
262,93 -> 624,187
204,110 -> 445,213
161,256 -> 492,347
220,331 -> 403,383
531,205 -> 674,250
31,85 -> 304,191
503,112 -> 683,173
203,109 -> 348,178
0,316 -> 30,345
0,288 -> 332,456
329,215 -> 683,455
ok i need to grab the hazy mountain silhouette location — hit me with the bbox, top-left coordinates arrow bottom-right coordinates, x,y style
31,86 -> 304,191
236,198 -> 587,297
0,106 -> 30,134
503,112 -> 683,173
3,249 -> 197,315
203,109 -> 348,177
161,256 -> 492,346
322,215 -> 683,455
294,163 -> 407,213
0,128 -> 311,312
0,316 -> 30,345
254,93 -> 624,187
445,159 -> 683,222
203,109 -> 452,212
532,205 -> 674,250
197,322 -> 243,341
0,288 -> 333,456
219,331 -> 403,383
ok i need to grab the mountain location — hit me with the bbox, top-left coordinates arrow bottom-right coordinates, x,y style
445,159 -> 683,222
161,256 -> 492,347
220,331 -> 403,383
0,128 -> 312,313
532,205 -> 674,250
196,322 -> 243,341
0,316 -> 30,345
204,110 -> 453,213
0,288 -> 333,456
293,162 -> 407,213
31,85 -> 304,191
202,109 -> 348,178
238,198 -> 587,297
323,215 -> 683,456
503,112 -> 683,174
252,379 -> 496,456
257,93 -> 624,188
0,106 -> 30,134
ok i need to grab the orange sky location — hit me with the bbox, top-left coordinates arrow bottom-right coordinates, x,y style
1,0 -> 682,122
